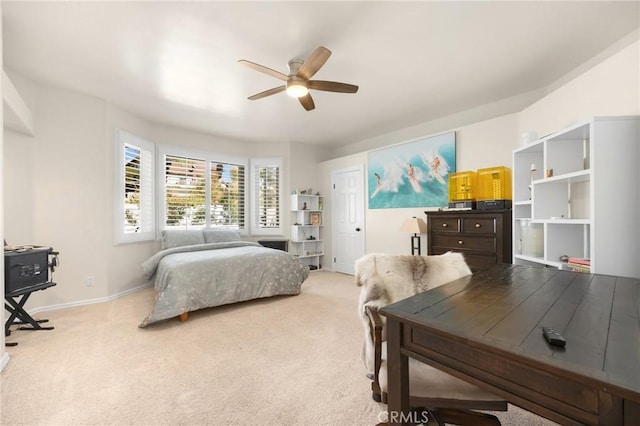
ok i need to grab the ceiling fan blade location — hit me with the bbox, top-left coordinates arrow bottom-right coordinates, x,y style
297,46 -> 331,80
298,93 -> 315,111
238,60 -> 288,81
308,80 -> 359,93
248,85 -> 286,100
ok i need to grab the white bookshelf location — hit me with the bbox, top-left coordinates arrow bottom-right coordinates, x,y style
512,116 -> 639,278
290,194 -> 324,270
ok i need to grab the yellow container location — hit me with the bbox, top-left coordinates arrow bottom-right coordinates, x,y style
448,171 -> 477,203
477,166 -> 512,201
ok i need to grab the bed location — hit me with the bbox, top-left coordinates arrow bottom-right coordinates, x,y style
139,228 -> 309,327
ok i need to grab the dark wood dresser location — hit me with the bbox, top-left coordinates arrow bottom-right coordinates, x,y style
425,209 -> 511,271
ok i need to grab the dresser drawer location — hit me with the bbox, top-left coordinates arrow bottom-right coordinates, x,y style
430,248 -> 497,270
462,218 -> 496,234
430,217 -> 460,233
432,234 -> 496,253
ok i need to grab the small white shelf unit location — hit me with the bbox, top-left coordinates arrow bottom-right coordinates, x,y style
512,116 -> 639,278
290,194 -> 324,270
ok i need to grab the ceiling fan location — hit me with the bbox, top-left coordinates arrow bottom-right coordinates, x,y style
238,46 -> 358,111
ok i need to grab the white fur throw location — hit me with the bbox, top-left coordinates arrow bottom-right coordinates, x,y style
356,252 -> 472,374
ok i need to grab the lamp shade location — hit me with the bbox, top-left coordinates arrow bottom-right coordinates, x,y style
400,217 -> 427,234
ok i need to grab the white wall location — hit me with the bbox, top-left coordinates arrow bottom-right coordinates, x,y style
289,142 -> 321,194
4,71 -> 37,243
5,85 -> 112,310
4,130 -> 34,241
518,38 -> 640,137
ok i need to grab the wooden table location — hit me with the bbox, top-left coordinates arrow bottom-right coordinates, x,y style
380,264 -> 640,425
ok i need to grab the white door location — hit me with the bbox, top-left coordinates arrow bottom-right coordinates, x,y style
332,166 -> 365,275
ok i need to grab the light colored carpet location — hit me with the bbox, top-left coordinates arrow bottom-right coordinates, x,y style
2,271 -> 558,425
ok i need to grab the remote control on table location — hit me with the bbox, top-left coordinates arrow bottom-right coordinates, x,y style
542,326 -> 566,348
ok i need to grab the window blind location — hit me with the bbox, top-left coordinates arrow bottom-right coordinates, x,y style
210,161 -> 245,229
255,164 -> 280,229
125,143 -> 154,232
164,154 -> 207,228
116,130 -> 155,244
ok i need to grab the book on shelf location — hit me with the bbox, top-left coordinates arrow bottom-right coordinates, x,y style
567,263 -> 590,273
567,257 -> 590,266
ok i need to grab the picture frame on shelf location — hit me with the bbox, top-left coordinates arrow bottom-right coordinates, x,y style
310,212 -> 322,225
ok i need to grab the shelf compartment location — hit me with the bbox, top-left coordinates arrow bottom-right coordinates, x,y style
546,223 -> 590,265
514,219 -> 543,258
289,240 -> 324,255
292,211 -> 322,226
532,180 -> 590,220
544,122 -> 590,176
290,225 -> 320,242
512,143 -> 543,203
291,194 -> 322,211
297,256 -> 321,270
513,203 -> 532,220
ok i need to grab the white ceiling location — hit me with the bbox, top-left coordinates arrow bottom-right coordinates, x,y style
3,1 -> 639,147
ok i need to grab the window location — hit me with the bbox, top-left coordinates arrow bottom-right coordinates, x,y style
164,154 -> 207,228
251,158 -> 283,235
115,130 -> 155,244
159,147 -> 248,231
115,134 -> 282,240
210,161 -> 246,228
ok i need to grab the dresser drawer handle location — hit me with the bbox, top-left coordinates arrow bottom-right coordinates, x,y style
442,223 -> 448,228
475,223 -> 481,228
458,240 -> 463,245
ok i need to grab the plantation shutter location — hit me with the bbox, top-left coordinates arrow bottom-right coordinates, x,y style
210,161 -> 246,229
255,164 -> 280,229
123,143 -> 154,234
123,144 -> 142,233
164,154 -> 207,228
116,130 -> 155,244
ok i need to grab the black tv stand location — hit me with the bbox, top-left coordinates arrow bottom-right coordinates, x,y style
5,281 -> 57,335
4,246 -> 59,346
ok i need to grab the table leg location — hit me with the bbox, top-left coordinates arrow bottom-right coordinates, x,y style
386,317 -> 411,425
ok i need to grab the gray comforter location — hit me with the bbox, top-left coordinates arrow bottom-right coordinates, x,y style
140,241 -> 309,327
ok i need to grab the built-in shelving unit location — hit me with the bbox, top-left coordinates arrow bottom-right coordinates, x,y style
512,116 -> 639,278
290,194 -> 323,270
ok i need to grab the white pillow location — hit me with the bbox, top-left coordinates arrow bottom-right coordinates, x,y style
161,230 -> 205,249
202,228 -> 241,244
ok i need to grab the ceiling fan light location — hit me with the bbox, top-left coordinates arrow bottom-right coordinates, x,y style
286,80 -> 309,98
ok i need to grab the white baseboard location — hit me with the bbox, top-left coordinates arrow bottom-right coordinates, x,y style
0,352 -> 10,372
28,282 -> 152,315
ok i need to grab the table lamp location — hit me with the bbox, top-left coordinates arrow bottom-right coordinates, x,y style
400,217 -> 427,255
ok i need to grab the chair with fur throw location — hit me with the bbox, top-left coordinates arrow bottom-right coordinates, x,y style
356,252 -> 507,426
